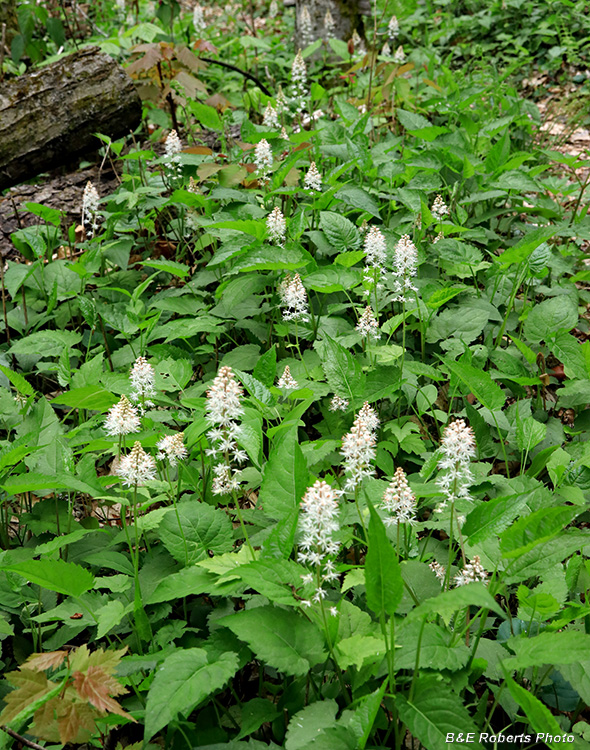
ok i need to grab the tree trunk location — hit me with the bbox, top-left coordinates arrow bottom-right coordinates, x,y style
294,0 -> 371,51
0,46 -> 142,191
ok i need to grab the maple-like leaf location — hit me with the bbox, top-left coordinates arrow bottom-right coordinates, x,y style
73,666 -> 134,720
56,701 -> 97,745
87,645 -> 128,675
0,670 -> 54,723
31,697 -> 61,742
69,644 -> 91,673
24,651 -> 67,672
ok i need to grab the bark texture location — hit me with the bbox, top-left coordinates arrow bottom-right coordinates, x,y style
0,46 -> 142,190
294,0 -> 371,51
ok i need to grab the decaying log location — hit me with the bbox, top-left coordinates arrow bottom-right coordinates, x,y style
0,46 -> 142,191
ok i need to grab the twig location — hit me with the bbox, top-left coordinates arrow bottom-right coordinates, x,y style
199,57 -> 271,96
0,725 -> 46,750
0,23 -> 6,82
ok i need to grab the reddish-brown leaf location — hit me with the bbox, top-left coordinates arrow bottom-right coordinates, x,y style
25,651 -> 68,672
73,666 -> 134,720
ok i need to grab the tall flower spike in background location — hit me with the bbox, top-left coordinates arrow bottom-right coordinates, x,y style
276,365 -> 298,390
431,194 -> 449,221
156,432 -> 187,467
193,4 -> 205,34
324,8 -> 335,38
205,366 -> 247,495
164,129 -> 182,179
254,138 -> 273,184
118,442 -> 156,487
269,0 -> 278,18
304,162 -> 322,191
279,273 -> 309,322
104,395 -> 141,437
290,50 -> 307,112
392,234 -> 418,303
341,402 -> 378,492
436,419 -> 476,511
356,306 -> 380,340
263,103 -> 279,129
330,395 -> 349,412
297,480 -> 341,606
381,467 -> 416,526
388,14 -> 399,40
82,181 -> 100,238
393,45 -> 406,64
299,5 -> 313,47
129,356 -> 156,412
266,207 -> 286,245
363,225 -> 387,294
454,555 -> 488,587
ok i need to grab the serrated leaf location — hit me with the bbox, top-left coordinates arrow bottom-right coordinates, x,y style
285,700 -> 338,750
396,675 -> 484,750
158,501 -> 233,566
319,211 -> 360,252
507,677 -> 571,750
407,583 -> 505,623
237,558 -> 303,606
314,335 -> 365,405
219,606 -> 326,677
0,670 -> 55,724
506,631 -> 590,669
0,364 -> 35,395
0,558 -> 94,597
462,493 -> 530,545
365,503 -> 403,617
524,296 -> 578,344
145,648 -> 239,739
51,386 -> 117,411
499,507 -> 580,559
446,360 -> 505,411
258,428 -> 309,521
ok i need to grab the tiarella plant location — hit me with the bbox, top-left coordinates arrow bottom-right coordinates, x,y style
1,1 -> 590,749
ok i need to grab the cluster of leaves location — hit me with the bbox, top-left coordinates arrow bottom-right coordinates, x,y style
2,1 -> 590,749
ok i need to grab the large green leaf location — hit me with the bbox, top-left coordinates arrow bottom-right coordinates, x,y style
407,583 -> 505,623
285,700 -> 338,750
506,631 -> 590,669
462,493 -> 530,545
524,296 -> 578,344
396,675 -> 484,750
314,335 -> 365,405
0,558 -> 94,597
497,226 -> 556,267
446,360 -> 505,412
319,211 -> 360,252
258,428 -> 309,521
145,648 -> 239,739
499,507 -> 580,559
236,558 -> 304,606
395,622 -> 470,671
158,501 -> 234,565
219,606 -> 326,676
335,187 -> 381,218
365,503 -> 403,618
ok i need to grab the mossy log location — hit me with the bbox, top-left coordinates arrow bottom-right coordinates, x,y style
0,46 -> 141,191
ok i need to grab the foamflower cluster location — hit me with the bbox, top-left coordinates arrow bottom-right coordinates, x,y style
118,441 -> 156,487
279,273 -> 309,322
341,401 -> 379,492
304,162 -> 322,191
156,432 -> 187,467
266,207 -> 286,245
205,366 -> 247,494
299,5 -> 313,47
388,15 -> 399,40
290,50 -> 307,112
330,395 -> 349,412
297,480 -> 342,606
429,560 -> 446,583
436,419 -> 476,511
82,181 -> 101,238
363,225 -> 387,292
129,356 -> 156,411
276,366 -> 298,390
431,194 -> 449,221
381,467 -> 417,526
454,555 -> 488,587
254,139 -> 273,184
193,5 -> 205,33
263,103 -> 279,129
104,395 -> 141,437
324,8 -> 335,38
356,306 -> 380,340
392,234 -> 418,303
392,45 -> 406,64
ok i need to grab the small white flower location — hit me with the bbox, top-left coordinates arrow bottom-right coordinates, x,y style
82,181 -> 101,237
454,555 -> 488,587
431,194 -> 449,221
266,207 -> 286,245
330,395 -> 349,412
341,402 -> 378,492
381,41 -> 391,57
254,138 -> 273,183
269,0 -> 278,17
276,366 -> 299,390
206,366 -> 244,428
392,234 -> 418,303
436,419 -> 476,511
118,441 -> 156,486
156,432 -> 187,467
263,103 -> 279,129
304,162 -> 322,191
433,231 -> 444,244
393,45 -> 406,64
301,572 -> 314,585
388,14 -> 399,40
193,5 -> 205,33
104,395 -> 141,436
279,273 -> 309,322
212,463 -> 241,495
301,599 -> 312,608
381,467 -> 416,526
351,29 -> 365,55
280,126 -> 289,140
324,8 -> 335,38
356,306 -> 380,340
299,4 -> 313,47
129,356 -> 156,407
430,560 -> 446,583
329,606 -> 338,616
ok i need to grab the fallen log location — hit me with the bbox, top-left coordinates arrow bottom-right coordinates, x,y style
0,46 -> 142,191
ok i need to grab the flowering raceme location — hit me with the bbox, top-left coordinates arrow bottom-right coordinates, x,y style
304,162 -> 322,191
290,50 -> 307,112
392,234 -> 418,303
82,181 -> 101,238
431,194 -> 449,221
454,555 -> 488,587
254,139 -> 273,184
363,225 -> 387,292
341,402 -> 379,492
263,103 -> 279,129
118,442 -> 156,486
297,480 -> 341,606
279,273 -> 309,322
356,306 -> 380,340
129,356 -> 156,410
104,395 -> 141,437
156,432 -> 187,467
276,366 -> 298,390
436,419 -> 476,511
266,207 -> 286,245
381,467 -> 416,526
